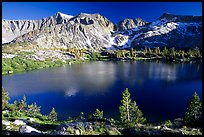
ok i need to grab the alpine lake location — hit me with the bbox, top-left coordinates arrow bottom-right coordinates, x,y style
2,60 -> 202,123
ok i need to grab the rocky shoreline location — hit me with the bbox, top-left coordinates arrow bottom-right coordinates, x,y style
2,116 -> 202,135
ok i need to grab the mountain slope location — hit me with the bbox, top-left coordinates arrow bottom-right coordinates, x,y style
2,12 -> 202,50
7,13 -> 115,50
112,13 -> 202,49
2,12 -> 73,44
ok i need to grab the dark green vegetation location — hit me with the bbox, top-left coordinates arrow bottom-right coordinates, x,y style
2,87 -> 202,135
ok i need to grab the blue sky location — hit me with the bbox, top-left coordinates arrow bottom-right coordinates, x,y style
2,2 -> 202,23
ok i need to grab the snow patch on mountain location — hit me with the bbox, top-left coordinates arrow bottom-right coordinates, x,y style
57,12 -> 74,19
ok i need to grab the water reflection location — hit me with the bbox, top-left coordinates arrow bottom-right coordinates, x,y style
148,63 -> 177,81
2,61 -> 202,122
3,61 -> 117,96
2,61 -> 201,97
65,87 -> 78,97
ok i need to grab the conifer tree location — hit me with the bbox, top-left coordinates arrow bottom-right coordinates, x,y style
184,92 -> 202,126
49,107 -> 57,122
20,95 -> 27,111
130,101 -> 146,125
119,88 -> 132,127
162,47 -> 168,57
119,88 -> 146,128
27,102 -> 41,116
143,47 -> 148,56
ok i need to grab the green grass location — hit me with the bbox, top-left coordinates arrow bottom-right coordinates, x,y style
2,56 -> 70,75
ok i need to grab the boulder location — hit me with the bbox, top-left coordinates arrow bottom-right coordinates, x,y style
19,125 -> 43,135
50,127 -> 68,135
2,120 -> 11,126
13,120 -> 27,126
84,122 -> 93,130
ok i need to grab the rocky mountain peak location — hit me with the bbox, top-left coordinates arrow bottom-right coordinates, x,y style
117,18 -> 148,31
159,12 -> 202,23
54,12 -> 73,24
55,12 -> 73,19
69,12 -> 115,31
2,12 -> 202,50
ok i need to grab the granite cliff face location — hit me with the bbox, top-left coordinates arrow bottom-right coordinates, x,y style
2,12 -> 202,50
2,12 -> 73,44
7,13 -> 115,50
117,18 -> 148,31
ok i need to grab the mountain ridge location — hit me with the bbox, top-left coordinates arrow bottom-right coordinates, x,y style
2,12 -> 202,50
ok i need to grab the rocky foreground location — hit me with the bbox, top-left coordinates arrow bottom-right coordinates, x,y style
2,111 -> 202,135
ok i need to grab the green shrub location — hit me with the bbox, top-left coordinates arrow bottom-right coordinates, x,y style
93,108 -> 103,119
164,120 -> 173,128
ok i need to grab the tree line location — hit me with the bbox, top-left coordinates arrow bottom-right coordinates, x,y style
2,87 -> 202,128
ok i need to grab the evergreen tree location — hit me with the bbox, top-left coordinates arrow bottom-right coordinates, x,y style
148,48 -> 152,56
193,47 -> 201,58
13,100 -> 23,112
119,88 -> 146,128
27,102 -> 41,116
184,92 -> 202,126
130,48 -> 134,57
93,108 -> 103,119
155,47 -> 161,56
169,47 -> 176,58
2,87 -> 9,110
49,107 -> 57,122
130,101 -> 146,126
181,50 -> 185,58
20,95 -> 27,111
162,47 -> 168,57
13,96 -> 27,112
119,88 -> 132,127
143,47 -> 148,56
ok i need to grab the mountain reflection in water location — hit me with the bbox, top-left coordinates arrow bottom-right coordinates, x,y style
2,61 -> 202,122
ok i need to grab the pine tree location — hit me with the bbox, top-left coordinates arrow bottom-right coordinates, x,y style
130,101 -> 146,125
119,88 -> 146,128
2,87 -> 9,110
143,47 -> 148,56
184,92 -> 202,126
193,47 -> 201,58
170,47 -> 176,58
49,107 -> 57,122
148,48 -> 152,56
155,47 -> 161,56
27,102 -> 41,116
162,47 -> 168,58
130,48 -> 134,57
119,88 -> 132,127
20,95 -> 27,111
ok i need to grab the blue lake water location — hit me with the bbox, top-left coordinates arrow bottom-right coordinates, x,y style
2,61 -> 202,123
